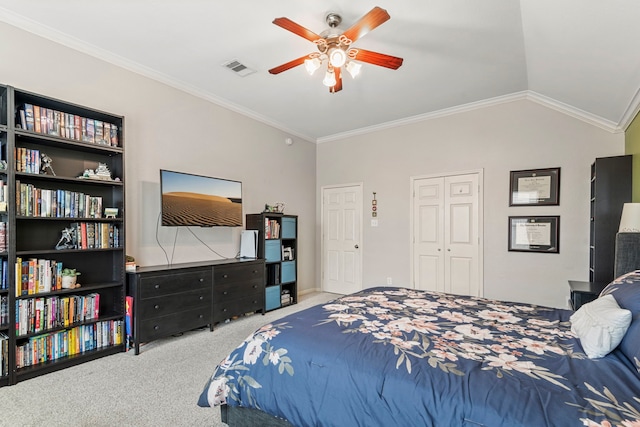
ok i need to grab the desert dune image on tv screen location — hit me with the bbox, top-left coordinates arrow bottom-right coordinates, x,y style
161,171 -> 242,227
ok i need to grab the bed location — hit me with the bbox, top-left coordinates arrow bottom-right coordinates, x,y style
198,272 -> 640,426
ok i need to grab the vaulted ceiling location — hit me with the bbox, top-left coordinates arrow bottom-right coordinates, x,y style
1,0 -> 639,142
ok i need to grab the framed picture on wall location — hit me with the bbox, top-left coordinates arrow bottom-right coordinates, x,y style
509,167 -> 560,206
508,216 -> 560,253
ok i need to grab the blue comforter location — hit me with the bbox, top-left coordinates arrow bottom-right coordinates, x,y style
198,287 -> 640,426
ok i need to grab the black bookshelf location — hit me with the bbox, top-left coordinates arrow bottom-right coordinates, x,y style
0,85 -> 126,386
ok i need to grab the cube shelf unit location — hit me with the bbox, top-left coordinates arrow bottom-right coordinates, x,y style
0,85 -> 126,386
246,213 -> 297,311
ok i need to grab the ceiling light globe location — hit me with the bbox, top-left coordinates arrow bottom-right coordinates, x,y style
322,69 -> 337,87
304,57 -> 321,75
346,61 -> 362,78
328,48 -> 347,68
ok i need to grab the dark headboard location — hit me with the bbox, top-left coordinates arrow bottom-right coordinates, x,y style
614,233 -> 640,278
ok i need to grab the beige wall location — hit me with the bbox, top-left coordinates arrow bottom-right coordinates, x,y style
0,22 -> 318,293
317,100 -> 625,308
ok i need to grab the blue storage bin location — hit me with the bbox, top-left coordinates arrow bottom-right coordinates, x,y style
281,261 -> 296,283
264,239 -> 281,262
265,285 -> 281,311
282,217 -> 297,239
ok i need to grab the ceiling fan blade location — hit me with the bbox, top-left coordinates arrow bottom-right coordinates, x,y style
350,48 -> 403,70
273,17 -> 322,43
268,54 -> 311,74
330,67 -> 343,93
341,6 -> 390,44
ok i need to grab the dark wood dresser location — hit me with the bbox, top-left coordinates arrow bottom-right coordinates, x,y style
127,258 -> 265,354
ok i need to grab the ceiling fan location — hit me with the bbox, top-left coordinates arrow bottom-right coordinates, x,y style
268,6 -> 403,93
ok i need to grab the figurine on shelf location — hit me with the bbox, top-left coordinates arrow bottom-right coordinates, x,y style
40,153 -> 56,176
55,227 -> 76,250
94,162 -> 112,180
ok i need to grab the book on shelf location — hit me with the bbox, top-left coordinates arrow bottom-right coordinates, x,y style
18,103 -> 119,147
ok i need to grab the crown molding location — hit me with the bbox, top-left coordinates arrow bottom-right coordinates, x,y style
317,90 -> 623,143
617,85 -> 640,131
525,91 -> 622,134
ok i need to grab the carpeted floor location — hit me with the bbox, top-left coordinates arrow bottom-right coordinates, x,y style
0,292 -> 337,427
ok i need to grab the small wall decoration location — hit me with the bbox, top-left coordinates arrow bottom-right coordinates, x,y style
371,192 -> 377,217
508,216 -> 560,253
509,167 -> 560,206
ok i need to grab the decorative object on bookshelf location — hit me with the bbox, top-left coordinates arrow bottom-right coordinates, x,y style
39,152 -> 56,176
55,227 -> 76,250
61,268 -> 81,289
264,202 -> 285,213
105,207 -> 119,218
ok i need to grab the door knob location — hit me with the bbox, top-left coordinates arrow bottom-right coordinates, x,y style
354,244 -> 359,249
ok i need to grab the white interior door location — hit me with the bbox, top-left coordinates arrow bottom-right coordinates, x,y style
322,184 -> 363,295
413,177 -> 445,292
412,171 -> 482,296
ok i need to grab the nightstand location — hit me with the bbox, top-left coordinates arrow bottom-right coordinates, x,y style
568,280 -> 607,310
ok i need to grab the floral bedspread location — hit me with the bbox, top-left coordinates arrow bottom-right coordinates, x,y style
198,287 -> 640,427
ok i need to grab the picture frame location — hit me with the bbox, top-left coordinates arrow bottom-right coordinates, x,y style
508,216 -> 560,253
509,167 -> 560,206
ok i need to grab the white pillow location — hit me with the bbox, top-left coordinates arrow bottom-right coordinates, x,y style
570,294 -> 632,359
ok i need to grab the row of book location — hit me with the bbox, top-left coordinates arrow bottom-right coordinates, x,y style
265,218 -> 281,239
0,332 -> 7,377
0,260 -> 8,290
15,293 -> 100,336
0,223 -> 6,253
15,257 -> 79,296
70,222 -> 120,250
0,295 -> 7,326
16,180 -> 104,218
0,180 -> 7,207
15,147 -> 43,174
19,103 -> 120,147
16,319 -> 124,369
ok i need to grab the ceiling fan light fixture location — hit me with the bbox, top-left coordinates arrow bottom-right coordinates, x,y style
328,47 -> 347,68
322,68 -> 337,87
304,57 -> 322,75
346,61 -> 362,78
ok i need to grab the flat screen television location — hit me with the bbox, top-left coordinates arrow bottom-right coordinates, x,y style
160,169 -> 243,227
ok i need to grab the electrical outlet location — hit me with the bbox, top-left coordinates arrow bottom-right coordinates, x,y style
386,277 -> 392,285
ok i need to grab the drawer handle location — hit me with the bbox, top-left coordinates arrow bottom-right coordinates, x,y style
198,314 -> 203,318
223,308 -> 227,312
223,291 -> 228,295
199,278 -> 204,282
252,285 -> 257,289
154,284 -> 160,289
154,304 -> 160,310
223,274 -> 228,279
199,296 -> 204,300
154,325 -> 160,330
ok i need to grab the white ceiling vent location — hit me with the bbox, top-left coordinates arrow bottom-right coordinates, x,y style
222,59 -> 256,77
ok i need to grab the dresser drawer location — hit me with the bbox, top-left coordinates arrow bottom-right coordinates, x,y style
139,268 -> 212,299
139,289 -> 212,319
214,279 -> 262,300
139,307 -> 211,342
215,263 -> 263,284
214,295 -> 263,323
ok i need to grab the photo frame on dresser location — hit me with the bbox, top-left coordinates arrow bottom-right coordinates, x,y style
508,216 -> 560,253
509,167 -> 560,206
